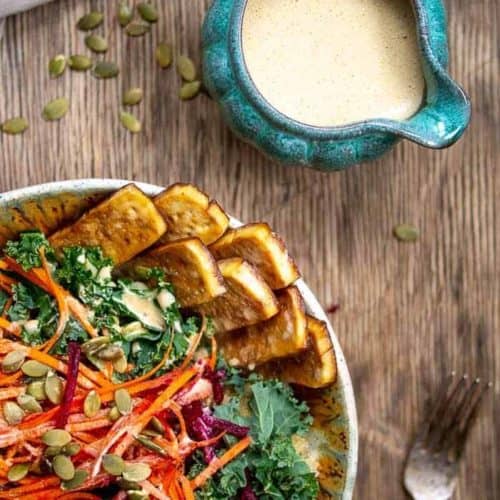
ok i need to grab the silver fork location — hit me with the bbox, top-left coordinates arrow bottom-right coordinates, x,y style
404,373 -> 491,500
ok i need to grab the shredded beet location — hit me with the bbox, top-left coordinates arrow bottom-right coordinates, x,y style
56,341 -> 81,428
240,469 -> 258,499
191,417 -> 217,463
204,368 -> 226,404
201,412 -> 249,438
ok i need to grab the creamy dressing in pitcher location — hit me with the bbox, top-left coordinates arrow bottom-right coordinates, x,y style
242,0 -> 425,127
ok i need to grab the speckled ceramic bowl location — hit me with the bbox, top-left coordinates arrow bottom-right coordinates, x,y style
0,179 -> 358,499
202,0 -> 471,170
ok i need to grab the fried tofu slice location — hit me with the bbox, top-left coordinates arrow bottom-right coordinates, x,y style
121,237 -> 226,308
154,183 -> 229,245
220,286 -> 307,368
49,184 -> 166,265
259,316 -> 337,388
209,223 -> 300,289
193,257 -> 279,332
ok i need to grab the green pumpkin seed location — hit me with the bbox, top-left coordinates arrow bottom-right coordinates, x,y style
125,22 -> 151,37
96,344 -> 124,361
84,390 -> 101,418
1,117 -> 29,135
127,491 -> 149,500
179,81 -> 201,100
52,454 -> 75,481
82,336 -> 110,355
61,468 -> 88,490
48,54 -> 66,78
22,360 -> 49,377
137,3 -> 158,23
108,405 -> 121,421
119,111 -> 141,133
118,478 -> 141,491
102,454 -> 125,475
77,11 -> 104,31
155,42 -> 172,69
176,55 -> 196,81
68,54 -> 93,71
2,351 -> 26,373
7,463 -> 29,482
85,34 -> 108,53
118,3 -> 133,27
42,97 -> 69,121
17,393 -> 43,413
115,388 -> 132,415
123,87 -> 143,106
3,402 -> 24,425
122,462 -> 151,482
63,442 -> 81,457
135,435 -> 167,456
42,429 -> 72,447
45,374 -> 64,404
113,354 -> 128,374
93,61 -> 120,79
393,223 -> 419,242
148,416 -> 165,435
44,446 -> 62,458
27,380 -> 47,401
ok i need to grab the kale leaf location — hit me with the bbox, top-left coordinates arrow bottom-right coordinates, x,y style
4,231 -> 52,270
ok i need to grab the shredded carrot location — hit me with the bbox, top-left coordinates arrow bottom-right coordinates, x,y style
0,318 -> 20,336
0,372 -> 22,387
59,493 -> 102,500
1,298 -> 13,317
208,334 -> 217,370
0,386 -> 25,400
179,316 -> 207,371
0,476 -> 60,498
179,474 -> 195,500
66,417 -> 112,433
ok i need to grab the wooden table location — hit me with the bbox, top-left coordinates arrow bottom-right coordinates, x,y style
0,1 -> 498,498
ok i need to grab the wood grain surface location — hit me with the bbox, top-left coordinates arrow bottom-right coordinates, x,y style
0,1 -> 498,498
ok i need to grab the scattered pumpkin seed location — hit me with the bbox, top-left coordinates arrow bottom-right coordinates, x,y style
85,34 -> 108,53
123,87 -> 143,106
118,3 -> 133,27
135,435 -> 167,456
119,111 -> 141,133
45,374 -> 64,405
96,344 -> 124,361
48,54 -> 67,78
42,429 -> 72,447
108,405 -> 121,421
2,351 -> 26,373
117,478 -> 141,491
77,11 -> 104,31
84,390 -> 101,418
22,360 -> 49,377
52,454 -> 75,481
17,393 -> 43,413
122,462 -> 151,482
61,468 -> 88,490
125,21 -> 151,37
115,388 -> 132,415
155,42 -> 172,69
62,442 -> 81,457
93,61 -> 120,79
7,463 -> 29,482
42,97 -> 69,121
27,380 -> 47,401
68,54 -> 93,71
3,402 -> 24,425
44,446 -> 63,458
149,416 -> 165,435
137,3 -> 158,23
1,117 -> 29,135
82,336 -> 110,355
113,354 -> 128,374
176,55 -> 196,81
127,491 -> 149,500
179,81 -> 201,100
393,223 -> 419,242
102,454 -> 125,476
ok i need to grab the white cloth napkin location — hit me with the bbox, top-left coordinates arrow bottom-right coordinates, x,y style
0,0 -> 54,39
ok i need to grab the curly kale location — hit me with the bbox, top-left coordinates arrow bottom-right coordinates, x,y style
4,231 -> 53,270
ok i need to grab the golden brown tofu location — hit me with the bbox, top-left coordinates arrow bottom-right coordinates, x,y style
220,286 -> 307,367
49,184 -> 166,264
209,223 -> 300,289
121,237 -> 226,307
193,257 -> 279,332
154,183 -> 229,245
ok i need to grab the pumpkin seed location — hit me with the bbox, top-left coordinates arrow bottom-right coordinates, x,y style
85,34 -> 108,53
17,393 -> 43,413
155,42 -> 172,69
123,87 -> 143,106
77,11 -> 104,31
7,463 -> 29,482
2,351 -> 26,373
44,446 -> 62,458
125,22 -> 150,37
42,97 -> 69,121
179,81 -> 201,100
176,55 -> 196,81
393,223 -> 419,242
62,442 -> 81,457
84,390 -> 101,418
122,462 -> 151,482
42,429 -> 72,447
113,354 -> 128,374
49,54 -> 66,78
93,61 -> 120,79
149,416 -> 165,435
22,360 -> 49,377
96,344 -> 124,361
82,336 -> 110,355
137,3 -> 158,23
135,435 -> 167,456
118,478 -> 141,491
61,468 -> 88,490
3,402 -> 24,425
52,454 -> 75,481
68,54 -> 93,71
127,492 -> 149,500
108,405 -> 121,421
115,388 -> 132,415
118,3 -> 133,27
119,111 -> 141,133
1,117 -> 29,135
27,380 -> 47,401
102,454 -> 125,475
45,374 -> 64,404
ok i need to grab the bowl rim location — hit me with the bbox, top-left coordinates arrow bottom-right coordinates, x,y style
0,178 -> 359,499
